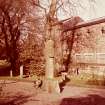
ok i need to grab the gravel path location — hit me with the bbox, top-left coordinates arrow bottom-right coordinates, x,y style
0,80 -> 105,105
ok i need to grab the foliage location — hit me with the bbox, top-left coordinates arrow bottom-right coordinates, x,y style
0,0 -> 40,75
0,0 -> 96,76
19,33 -> 45,76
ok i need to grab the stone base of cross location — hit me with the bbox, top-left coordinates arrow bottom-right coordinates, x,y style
43,78 -> 60,93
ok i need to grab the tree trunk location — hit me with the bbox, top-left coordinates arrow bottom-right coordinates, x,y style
65,30 -> 75,72
10,39 -> 19,76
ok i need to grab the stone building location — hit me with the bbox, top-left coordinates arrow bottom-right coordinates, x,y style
62,16 -> 105,76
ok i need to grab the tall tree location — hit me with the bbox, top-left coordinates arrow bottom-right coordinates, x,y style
0,0 -> 39,75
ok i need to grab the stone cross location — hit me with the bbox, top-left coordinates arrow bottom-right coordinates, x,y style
45,39 -> 54,79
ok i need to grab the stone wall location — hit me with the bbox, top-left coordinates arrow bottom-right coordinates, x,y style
62,17 -> 105,76
72,20 -> 105,76
74,22 -> 105,54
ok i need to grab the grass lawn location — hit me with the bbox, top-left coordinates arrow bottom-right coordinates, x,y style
0,76 -> 36,82
0,72 -> 105,89
66,73 -> 105,89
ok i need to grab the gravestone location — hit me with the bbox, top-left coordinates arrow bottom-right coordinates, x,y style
20,65 -> 23,78
10,70 -> 13,77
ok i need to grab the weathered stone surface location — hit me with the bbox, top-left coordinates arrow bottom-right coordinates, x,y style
44,79 -> 60,93
20,65 -> 23,78
44,39 -> 54,58
10,70 -> 13,77
45,58 -> 54,79
44,39 -> 55,79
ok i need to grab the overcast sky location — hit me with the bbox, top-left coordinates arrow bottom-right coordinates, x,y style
40,0 -> 105,21
57,0 -> 105,21
79,0 -> 105,20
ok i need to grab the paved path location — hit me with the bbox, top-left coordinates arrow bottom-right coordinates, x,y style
0,80 -> 105,105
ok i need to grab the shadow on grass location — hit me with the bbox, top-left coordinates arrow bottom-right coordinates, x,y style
60,94 -> 105,105
87,79 -> 105,86
0,92 -> 39,105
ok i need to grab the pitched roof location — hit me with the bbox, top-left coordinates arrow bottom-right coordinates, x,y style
63,16 -> 105,32
62,16 -> 84,31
